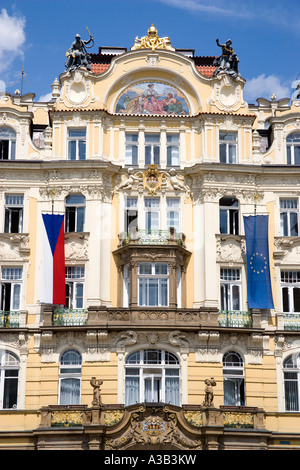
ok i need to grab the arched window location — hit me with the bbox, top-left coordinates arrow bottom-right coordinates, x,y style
65,194 -> 85,232
59,349 -> 82,405
125,349 -> 180,407
0,127 -> 16,160
219,197 -> 239,235
283,353 -> 300,411
223,351 -> 245,406
0,350 -> 20,409
286,133 -> 300,165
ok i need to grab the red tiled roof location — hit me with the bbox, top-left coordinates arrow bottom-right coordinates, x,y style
91,63 -> 110,74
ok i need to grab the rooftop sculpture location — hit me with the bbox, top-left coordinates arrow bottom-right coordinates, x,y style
65,28 -> 94,72
213,38 -> 239,78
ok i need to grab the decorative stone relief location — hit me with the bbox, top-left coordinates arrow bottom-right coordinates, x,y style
115,165 -> 192,197
216,235 -> 246,263
65,233 -> 89,261
0,233 -> 30,260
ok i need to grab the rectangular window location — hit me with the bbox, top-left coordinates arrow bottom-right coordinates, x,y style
167,134 -> 179,166
145,134 -> 160,165
65,266 -> 84,309
144,198 -> 160,231
124,197 -> 138,233
219,197 -> 239,235
280,199 -> 298,236
65,194 -> 85,232
138,262 -> 169,307
4,195 -> 24,233
220,268 -> 241,311
68,129 -> 86,160
125,133 -> 138,166
1,267 -> 22,311
166,198 -> 180,232
219,132 -> 237,164
281,271 -> 300,313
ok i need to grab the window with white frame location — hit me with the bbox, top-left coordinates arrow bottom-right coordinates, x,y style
0,127 -> 16,160
219,132 -> 237,164
125,133 -> 138,166
281,271 -> 300,313
0,267 -> 22,312
124,197 -> 138,233
223,351 -> 245,406
4,194 -> 24,234
65,194 -> 85,233
0,350 -> 19,409
65,266 -> 84,309
220,268 -> 241,311
145,134 -> 160,165
144,197 -> 160,231
166,198 -> 180,232
138,263 -> 169,307
125,349 -> 180,407
167,134 -> 179,166
219,197 -> 239,235
283,353 -> 300,411
286,133 -> 300,165
59,349 -> 82,405
68,129 -> 86,160
280,199 -> 298,236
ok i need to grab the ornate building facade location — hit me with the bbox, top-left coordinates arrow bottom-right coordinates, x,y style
1,25 -> 300,450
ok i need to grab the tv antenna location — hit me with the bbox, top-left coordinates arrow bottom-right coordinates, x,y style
12,61 -> 31,95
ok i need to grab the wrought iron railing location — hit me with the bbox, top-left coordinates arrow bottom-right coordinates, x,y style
283,313 -> 300,330
219,310 -> 252,328
53,308 -> 88,326
0,311 -> 20,328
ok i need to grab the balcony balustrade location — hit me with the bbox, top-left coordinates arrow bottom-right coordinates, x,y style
218,310 -> 252,328
0,311 -> 20,328
118,227 -> 185,247
52,308 -> 88,326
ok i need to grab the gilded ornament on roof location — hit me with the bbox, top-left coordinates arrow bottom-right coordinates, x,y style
132,24 -> 175,52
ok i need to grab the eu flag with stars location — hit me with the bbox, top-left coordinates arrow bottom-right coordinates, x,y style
243,215 -> 274,309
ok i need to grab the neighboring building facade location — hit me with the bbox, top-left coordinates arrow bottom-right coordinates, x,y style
1,25 -> 300,450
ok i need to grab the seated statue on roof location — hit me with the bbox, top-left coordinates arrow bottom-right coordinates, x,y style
213,38 -> 239,78
132,24 -> 175,52
65,30 -> 94,72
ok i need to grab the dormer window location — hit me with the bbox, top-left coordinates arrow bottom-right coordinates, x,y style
0,127 -> 16,160
287,133 -> 300,165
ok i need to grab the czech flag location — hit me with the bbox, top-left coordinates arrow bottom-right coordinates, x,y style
41,213 -> 66,305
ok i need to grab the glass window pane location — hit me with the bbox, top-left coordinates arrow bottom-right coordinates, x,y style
280,212 -> 288,236
290,212 -> 298,236
295,145 -> 300,165
232,285 -> 240,310
293,288 -> 300,312
3,376 -> 18,408
68,140 -> 76,160
78,141 -> 86,160
60,378 -> 81,405
69,129 -> 86,138
220,143 -> 226,163
76,206 -> 85,232
282,287 -> 290,312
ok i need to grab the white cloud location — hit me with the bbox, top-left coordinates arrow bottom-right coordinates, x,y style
38,92 -> 53,102
244,74 -> 290,103
0,8 -> 26,74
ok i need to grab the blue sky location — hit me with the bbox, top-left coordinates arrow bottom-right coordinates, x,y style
0,0 -> 298,104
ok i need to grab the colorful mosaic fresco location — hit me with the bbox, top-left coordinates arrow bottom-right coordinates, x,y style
115,81 -> 190,115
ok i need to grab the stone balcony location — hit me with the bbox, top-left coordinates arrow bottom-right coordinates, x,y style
42,306 -> 263,330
